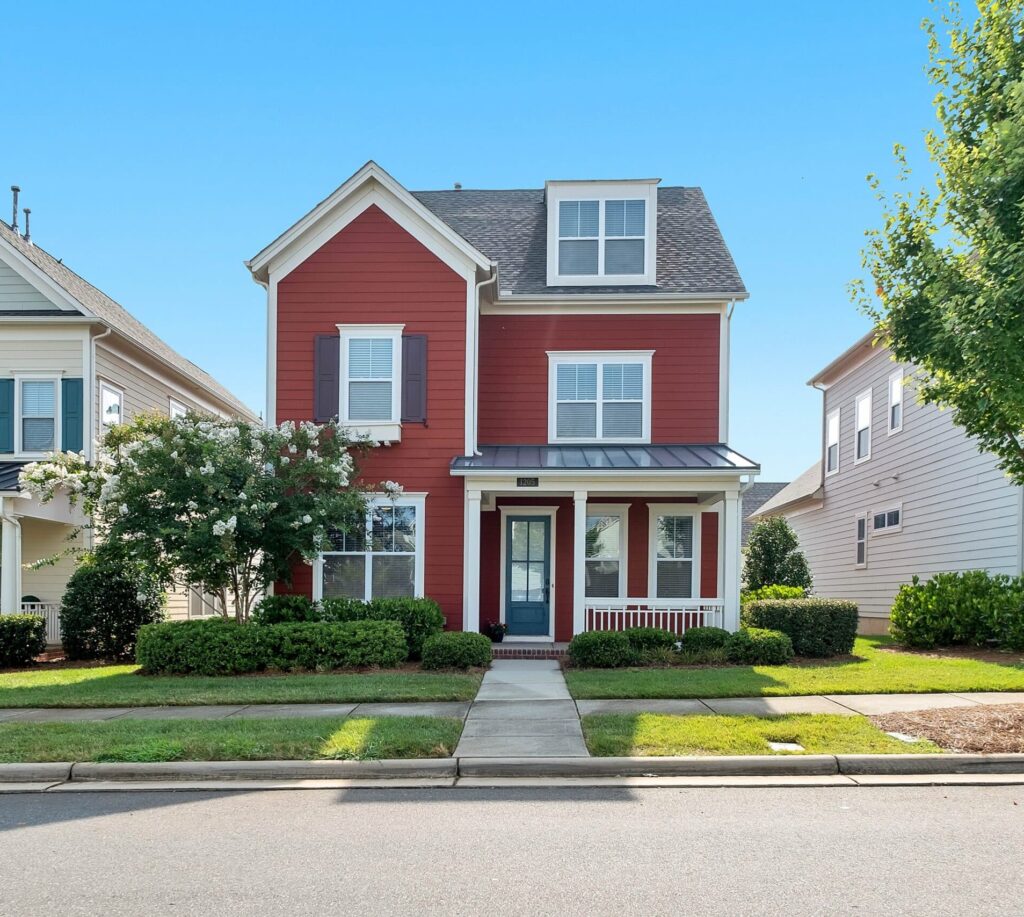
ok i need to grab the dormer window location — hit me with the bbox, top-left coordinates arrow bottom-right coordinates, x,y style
546,180 -> 658,286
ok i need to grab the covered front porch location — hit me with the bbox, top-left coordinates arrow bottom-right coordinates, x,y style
452,444 -> 759,641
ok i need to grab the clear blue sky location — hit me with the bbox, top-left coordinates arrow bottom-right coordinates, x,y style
6,1 -> 940,481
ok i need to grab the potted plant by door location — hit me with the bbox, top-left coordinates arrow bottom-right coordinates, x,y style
485,620 -> 508,643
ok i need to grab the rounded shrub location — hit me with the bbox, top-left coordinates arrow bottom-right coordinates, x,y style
319,596 -> 369,623
679,625 -> 731,654
261,620 -> 407,670
0,615 -> 47,668
136,618 -> 263,675
421,631 -> 492,670
623,627 -> 677,652
567,631 -> 635,668
251,594 -> 319,625
741,584 -> 806,607
725,627 -> 794,665
365,598 -> 445,659
743,598 -> 858,657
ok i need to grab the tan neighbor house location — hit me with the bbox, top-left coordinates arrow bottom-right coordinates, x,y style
0,212 -> 256,641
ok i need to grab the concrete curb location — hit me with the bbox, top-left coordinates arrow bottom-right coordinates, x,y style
0,763 -> 73,783
835,753 -> 1024,775
458,755 -> 840,777
68,759 -> 457,782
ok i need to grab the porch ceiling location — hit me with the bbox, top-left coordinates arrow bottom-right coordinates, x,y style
451,443 -> 759,474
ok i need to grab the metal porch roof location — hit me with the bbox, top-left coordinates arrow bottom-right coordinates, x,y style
451,444 -> 759,474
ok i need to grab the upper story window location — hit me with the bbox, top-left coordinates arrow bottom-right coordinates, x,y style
100,382 -> 123,431
338,324 -> 404,432
169,398 -> 188,420
547,351 -> 653,443
825,408 -> 840,476
19,378 -> 58,454
854,389 -> 872,463
546,180 -> 658,286
888,369 -> 904,434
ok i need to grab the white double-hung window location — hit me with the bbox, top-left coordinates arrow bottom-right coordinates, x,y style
338,324 -> 403,437
18,378 -> 58,454
316,494 -> 426,602
649,507 -> 699,599
585,506 -> 628,598
854,389 -> 872,463
548,351 -> 653,442
825,408 -> 840,475
888,369 -> 904,434
100,382 -> 123,431
546,180 -> 658,286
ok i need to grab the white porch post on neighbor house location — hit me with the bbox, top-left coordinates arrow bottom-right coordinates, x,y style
572,490 -> 588,635
0,498 -> 23,615
722,490 -> 743,631
463,489 -> 482,634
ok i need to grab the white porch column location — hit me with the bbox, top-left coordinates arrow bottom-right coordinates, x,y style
0,500 -> 23,615
722,490 -> 742,632
463,489 -> 482,634
572,490 -> 588,636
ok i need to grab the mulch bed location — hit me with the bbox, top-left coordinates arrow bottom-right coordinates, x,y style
877,644 -> 1024,664
871,704 -> 1024,753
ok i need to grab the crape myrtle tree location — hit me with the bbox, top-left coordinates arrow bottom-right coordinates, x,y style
22,413 -> 391,621
855,1 -> 1024,482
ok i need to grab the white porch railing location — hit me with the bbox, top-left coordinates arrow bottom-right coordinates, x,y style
585,599 -> 725,635
21,602 -> 61,645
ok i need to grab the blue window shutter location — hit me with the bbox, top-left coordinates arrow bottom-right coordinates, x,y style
0,379 -> 12,453
61,378 -> 84,453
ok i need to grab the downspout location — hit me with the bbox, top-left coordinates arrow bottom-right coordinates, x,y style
472,270 -> 498,456
86,325 -> 113,552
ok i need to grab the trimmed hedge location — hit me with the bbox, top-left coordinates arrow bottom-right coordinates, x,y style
0,615 -> 47,668
251,594 -> 319,625
679,625 -> 731,654
567,631 -> 635,668
421,631 -> 492,670
741,584 -> 806,607
890,570 -> 1024,650
623,627 -> 678,652
743,598 -> 858,657
725,627 -> 794,665
319,596 -> 445,658
136,618 -> 408,675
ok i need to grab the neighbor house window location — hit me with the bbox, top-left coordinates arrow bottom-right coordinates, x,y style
825,408 -> 840,476
548,351 -> 652,442
169,399 -> 188,420
854,389 -> 872,462
888,369 -> 904,433
873,506 -> 902,534
585,507 -> 628,598
317,495 -> 425,602
100,382 -> 123,431
338,324 -> 404,425
19,379 -> 57,453
650,509 -> 698,599
855,514 -> 868,567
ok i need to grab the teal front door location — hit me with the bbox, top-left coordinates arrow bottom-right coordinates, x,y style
505,515 -> 551,637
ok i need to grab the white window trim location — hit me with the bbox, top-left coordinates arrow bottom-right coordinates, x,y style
855,512 -> 868,569
585,503 -> 630,600
872,503 -> 903,536
647,504 -> 702,600
498,505 -> 558,641
169,398 -> 188,420
888,368 -> 904,435
547,350 -> 654,444
824,407 -> 840,477
13,373 -> 62,458
99,380 -> 124,432
337,323 -> 405,442
312,492 -> 427,602
545,181 -> 659,286
854,388 -> 872,464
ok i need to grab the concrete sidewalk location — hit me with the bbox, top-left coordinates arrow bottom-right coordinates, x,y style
454,660 -> 588,758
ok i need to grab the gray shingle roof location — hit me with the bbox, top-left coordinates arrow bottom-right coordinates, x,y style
0,222 -> 255,418
0,461 -> 26,492
412,187 -> 746,296
451,443 -> 759,473
750,462 -> 824,519
742,481 -> 789,545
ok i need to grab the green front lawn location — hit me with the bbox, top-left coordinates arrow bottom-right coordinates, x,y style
0,666 -> 482,708
0,716 -> 463,763
566,637 -> 1024,699
582,712 -> 941,757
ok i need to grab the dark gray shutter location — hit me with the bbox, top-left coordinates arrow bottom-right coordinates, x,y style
401,334 -> 427,423
313,334 -> 340,422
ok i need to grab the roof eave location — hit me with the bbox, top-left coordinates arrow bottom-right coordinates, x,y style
495,290 -> 749,303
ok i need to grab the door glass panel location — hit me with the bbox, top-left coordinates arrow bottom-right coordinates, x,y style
510,561 -> 530,602
528,520 -> 545,560
511,521 -> 529,561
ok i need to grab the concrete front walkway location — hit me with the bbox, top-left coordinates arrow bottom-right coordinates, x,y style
454,660 -> 588,758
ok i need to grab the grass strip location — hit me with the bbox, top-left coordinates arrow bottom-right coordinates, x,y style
581,712 -> 941,757
0,715 -> 463,763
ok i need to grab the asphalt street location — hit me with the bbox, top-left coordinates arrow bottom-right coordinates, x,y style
0,785 -> 1021,915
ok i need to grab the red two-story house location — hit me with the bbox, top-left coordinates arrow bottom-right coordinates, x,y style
247,162 -> 757,644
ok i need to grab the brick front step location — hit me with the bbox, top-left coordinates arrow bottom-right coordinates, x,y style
491,643 -> 568,660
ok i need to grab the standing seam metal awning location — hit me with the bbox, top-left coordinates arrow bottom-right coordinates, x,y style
450,444 -> 759,474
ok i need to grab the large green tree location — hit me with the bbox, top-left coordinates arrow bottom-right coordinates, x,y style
857,1 -> 1024,482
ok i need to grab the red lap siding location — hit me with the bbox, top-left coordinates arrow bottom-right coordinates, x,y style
275,205 -> 467,629
478,313 -> 721,443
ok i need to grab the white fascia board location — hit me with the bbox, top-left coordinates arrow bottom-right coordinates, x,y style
247,161 -> 493,281
492,292 -> 748,304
